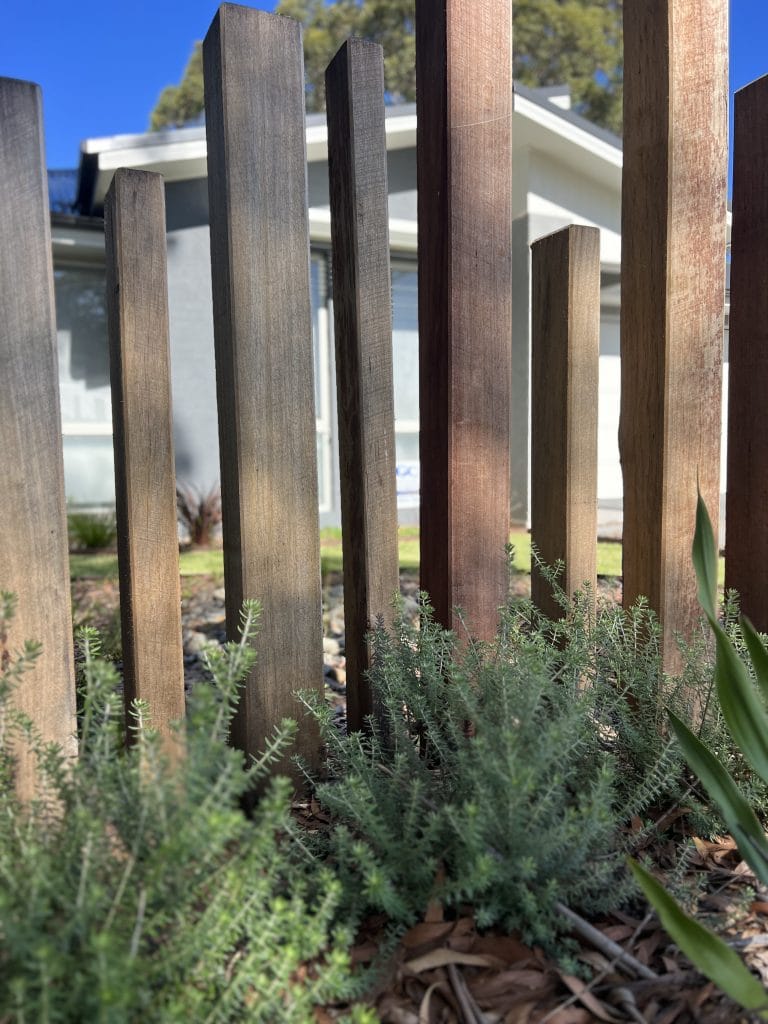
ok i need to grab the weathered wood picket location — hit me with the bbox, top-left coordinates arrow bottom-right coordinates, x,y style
726,74 -> 768,632
203,6 -> 323,776
531,226 -> 599,622
416,0 -> 513,642
325,39 -> 400,732
0,79 -> 76,800
0,0 -> 740,793
620,0 -> 728,674
105,169 -> 186,749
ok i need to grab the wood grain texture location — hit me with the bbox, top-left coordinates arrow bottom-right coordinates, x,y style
415,0 -> 513,639
326,40 -> 399,731
620,0 -> 727,669
105,169 -> 185,744
204,6 -> 322,775
531,226 -> 599,621
0,78 -> 76,798
725,77 -> 768,629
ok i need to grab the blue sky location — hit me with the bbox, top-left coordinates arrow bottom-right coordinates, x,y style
2,1 -> 765,170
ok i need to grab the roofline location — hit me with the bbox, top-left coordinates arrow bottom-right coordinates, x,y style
76,84 -> 623,215
512,81 -> 622,150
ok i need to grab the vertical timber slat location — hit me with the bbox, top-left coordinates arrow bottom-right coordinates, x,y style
416,0 -> 513,638
105,169 -> 185,743
0,78 -> 76,798
725,76 -> 768,629
204,6 -> 322,774
620,0 -> 727,670
531,226 -> 599,620
325,40 -> 399,731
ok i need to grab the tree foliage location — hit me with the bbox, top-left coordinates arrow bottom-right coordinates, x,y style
514,0 -> 622,133
150,43 -> 204,131
150,1 -> 622,134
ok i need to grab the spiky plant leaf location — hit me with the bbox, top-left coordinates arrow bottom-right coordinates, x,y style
629,860 -> 768,1018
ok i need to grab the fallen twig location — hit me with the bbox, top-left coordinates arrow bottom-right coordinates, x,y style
447,962 -> 487,1024
555,902 -> 658,980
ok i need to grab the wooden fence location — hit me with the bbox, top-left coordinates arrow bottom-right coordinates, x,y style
0,0 -> 749,796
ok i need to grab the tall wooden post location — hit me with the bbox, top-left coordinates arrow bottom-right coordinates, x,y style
0,78 -> 76,798
204,6 -> 322,775
105,169 -> 186,745
415,0 -> 513,638
620,0 -> 728,669
725,76 -> 768,630
325,40 -> 399,731
531,226 -> 600,621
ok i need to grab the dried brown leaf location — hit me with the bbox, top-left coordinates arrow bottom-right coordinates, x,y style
655,1001 -> 686,1024
467,967 -> 554,1001
402,922 -> 455,950
405,949 -> 506,974
417,982 -> 442,1023
544,1008 -> 591,1024
503,1003 -> 537,1024
472,934 -> 534,965
557,973 -> 623,1022
350,941 -> 379,964
600,925 -> 636,943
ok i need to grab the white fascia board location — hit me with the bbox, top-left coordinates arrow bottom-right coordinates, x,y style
51,223 -> 105,264
309,207 -> 417,253
88,113 -> 418,209
96,137 -> 208,175
528,192 -> 622,266
514,93 -> 622,193
305,112 -> 417,161
92,139 -> 207,207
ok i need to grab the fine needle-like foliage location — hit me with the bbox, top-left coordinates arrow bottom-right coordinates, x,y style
300,590 -> 677,959
0,593 -> 371,1024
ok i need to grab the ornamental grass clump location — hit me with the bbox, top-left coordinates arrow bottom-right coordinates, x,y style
68,509 -> 118,551
176,481 -> 222,548
0,593 -> 370,1024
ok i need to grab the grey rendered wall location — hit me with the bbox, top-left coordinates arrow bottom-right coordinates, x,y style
511,213 -> 530,525
164,179 -> 221,496
308,145 -> 417,220
163,177 -> 343,528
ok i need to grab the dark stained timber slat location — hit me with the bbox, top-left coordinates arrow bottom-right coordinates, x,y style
326,39 -> 399,731
105,169 -> 185,749
725,76 -> 768,630
204,6 -> 322,777
0,78 -> 76,798
531,226 -> 600,621
620,0 -> 727,674
415,0 -> 513,640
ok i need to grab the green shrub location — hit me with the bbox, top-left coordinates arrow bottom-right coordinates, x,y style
68,510 -> 118,551
302,593 -> 635,955
0,593 -> 369,1023
300,560 -> 768,960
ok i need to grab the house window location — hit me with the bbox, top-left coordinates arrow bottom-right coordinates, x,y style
391,263 -> 419,509
54,266 -> 115,507
312,254 -> 333,513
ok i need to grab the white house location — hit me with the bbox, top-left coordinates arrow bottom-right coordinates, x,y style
48,82 -> 730,531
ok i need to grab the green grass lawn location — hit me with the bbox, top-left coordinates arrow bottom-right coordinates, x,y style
69,528 -> 724,584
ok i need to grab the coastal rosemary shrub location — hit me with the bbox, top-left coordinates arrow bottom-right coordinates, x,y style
302,593 -> 631,953
0,594 -> 371,1024
302,576 -> 768,956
